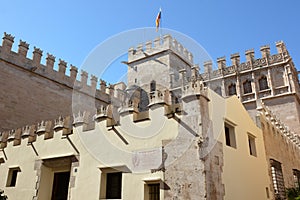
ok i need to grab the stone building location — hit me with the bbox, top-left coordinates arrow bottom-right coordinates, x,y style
0,32 -> 109,132
0,82 -> 273,200
0,33 -> 300,200
201,43 -> 300,133
258,102 -> 300,200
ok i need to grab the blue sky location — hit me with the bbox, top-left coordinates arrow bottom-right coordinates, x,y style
1,0 -> 300,84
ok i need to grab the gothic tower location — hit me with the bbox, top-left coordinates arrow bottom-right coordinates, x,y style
126,35 -> 194,93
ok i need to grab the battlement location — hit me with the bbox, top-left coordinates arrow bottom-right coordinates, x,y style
0,115 -> 73,148
128,34 -> 193,65
259,102 -> 300,149
182,78 -> 206,99
201,41 -> 290,80
0,87 -> 181,147
0,32 -> 116,101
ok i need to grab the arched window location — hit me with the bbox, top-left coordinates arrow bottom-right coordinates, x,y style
273,69 -> 285,87
259,75 -> 269,91
243,80 -> 252,94
228,83 -> 237,96
150,80 -> 156,92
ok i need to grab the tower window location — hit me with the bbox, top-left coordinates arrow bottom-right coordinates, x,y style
228,83 -> 237,95
6,167 -> 21,187
243,80 -> 252,94
150,80 -> 156,93
259,75 -> 269,90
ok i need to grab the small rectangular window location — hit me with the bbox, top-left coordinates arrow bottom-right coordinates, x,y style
224,123 -> 236,148
106,172 -> 122,199
266,187 -> 270,199
248,134 -> 257,157
6,167 -> 21,187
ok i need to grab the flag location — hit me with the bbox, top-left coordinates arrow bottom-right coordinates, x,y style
155,8 -> 161,32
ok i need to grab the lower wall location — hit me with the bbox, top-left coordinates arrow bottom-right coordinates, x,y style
261,115 -> 300,189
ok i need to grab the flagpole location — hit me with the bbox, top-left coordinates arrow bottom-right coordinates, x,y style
160,7 -> 162,39
155,7 -> 162,38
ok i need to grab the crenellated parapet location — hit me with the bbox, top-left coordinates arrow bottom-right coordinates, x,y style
54,116 -> 72,135
182,78 -> 206,100
259,102 -> 300,149
149,90 -> 170,106
73,111 -> 89,127
0,116 -> 73,149
118,88 -> 140,113
22,125 -> 36,143
2,32 -> 14,53
0,131 -> 9,149
94,104 -> 118,126
128,34 -> 193,65
97,85 -> 180,123
18,40 -> 29,57
0,32 -> 111,103
94,105 -> 108,119
0,86 -> 182,147
201,41 -> 290,80
36,120 -> 53,139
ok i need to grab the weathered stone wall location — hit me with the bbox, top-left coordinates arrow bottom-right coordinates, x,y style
0,33 -> 109,131
0,59 -> 71,131
264,95 -> 300,133
127,52 -> 171,92
163,82 -> 225,200
164,94 -> 208,199
259,104 -> 300,192
203,142 -> 224,200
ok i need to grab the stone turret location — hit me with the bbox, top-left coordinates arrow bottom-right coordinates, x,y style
127,35 -> 194,93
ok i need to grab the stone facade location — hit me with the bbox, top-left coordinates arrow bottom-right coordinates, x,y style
258,102 -> 300,199
0,33 -> 299,200
0,84 -> 273,200
202,42 -> 300,134
0,32 -> 110,132
127,35 -> 193,91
